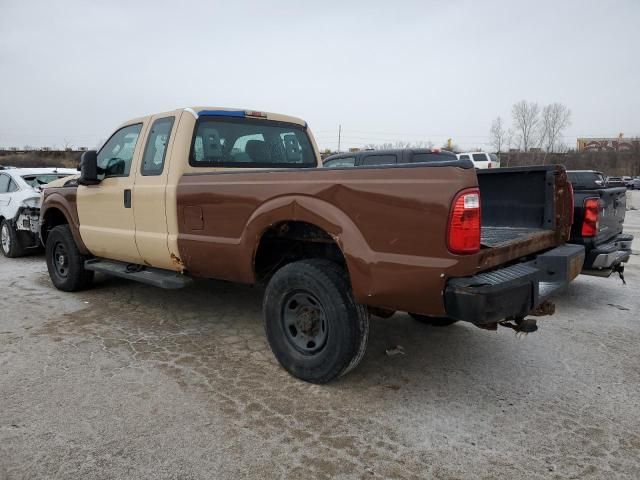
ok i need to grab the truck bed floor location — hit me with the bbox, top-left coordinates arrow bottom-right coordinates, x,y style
481,226 -> 549,247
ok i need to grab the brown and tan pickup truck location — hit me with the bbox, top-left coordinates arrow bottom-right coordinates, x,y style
40,107 -> 584,383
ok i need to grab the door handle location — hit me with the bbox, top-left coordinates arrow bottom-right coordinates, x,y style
124,189 -> 132,208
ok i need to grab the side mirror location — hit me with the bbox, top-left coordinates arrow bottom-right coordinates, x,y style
78,150 -> 100,185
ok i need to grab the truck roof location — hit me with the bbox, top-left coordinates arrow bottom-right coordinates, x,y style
119,107 -> 307,129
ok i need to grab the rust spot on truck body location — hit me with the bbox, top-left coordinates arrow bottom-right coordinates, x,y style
171,253 -> 185,272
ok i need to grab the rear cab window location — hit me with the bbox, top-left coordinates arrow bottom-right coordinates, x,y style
141,117 -> 175,176
472,153 -> 488,162
190,117 -> 316,168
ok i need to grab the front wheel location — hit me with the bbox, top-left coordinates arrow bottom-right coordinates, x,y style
45,224 -> 94,291
409,313 -> 458,327
263,259 -> 369,383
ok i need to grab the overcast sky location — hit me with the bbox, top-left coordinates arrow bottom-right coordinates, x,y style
0,0 -> 638,151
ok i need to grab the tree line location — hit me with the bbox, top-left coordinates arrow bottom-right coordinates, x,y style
490,100 -> 571,154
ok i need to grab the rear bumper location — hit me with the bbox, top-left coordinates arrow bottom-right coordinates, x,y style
583,233 -> 633,271
444,244 -> 585,325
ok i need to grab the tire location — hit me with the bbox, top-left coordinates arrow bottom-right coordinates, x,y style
263,259 -> 369,384
45,224 -> 94,292
0,219 -> 25,258
409,313 -> 458,327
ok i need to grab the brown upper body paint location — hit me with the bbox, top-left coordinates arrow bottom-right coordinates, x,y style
174,164 -> 573,315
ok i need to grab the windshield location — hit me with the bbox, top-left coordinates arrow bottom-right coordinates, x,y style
190,118 -> 317,168
21,174 -> 70,188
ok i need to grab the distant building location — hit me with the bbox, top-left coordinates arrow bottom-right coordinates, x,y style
577,137 -> 640,152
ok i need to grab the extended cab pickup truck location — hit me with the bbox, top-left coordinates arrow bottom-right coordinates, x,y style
567,170 -> 633,280
40,107 -> 584,383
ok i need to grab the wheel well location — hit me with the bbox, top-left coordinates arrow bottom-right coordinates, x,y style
254,221 -> 346,281
41,208 -> 69,244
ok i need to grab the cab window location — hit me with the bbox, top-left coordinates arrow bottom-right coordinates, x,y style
141,117 -> 175,176
97,124 -> 143,179
472,153 -> 488,162
190,117 -> 316,168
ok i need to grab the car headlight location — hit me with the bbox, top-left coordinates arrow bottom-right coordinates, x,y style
21,196 -> 41,208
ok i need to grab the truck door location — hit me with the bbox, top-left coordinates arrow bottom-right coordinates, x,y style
132,114 -> 178,270
76,122 -> 147,263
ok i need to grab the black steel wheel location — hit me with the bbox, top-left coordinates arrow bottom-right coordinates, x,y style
263,259 -> 369,383
282,291 -> 329,354
45,224 -> 94,291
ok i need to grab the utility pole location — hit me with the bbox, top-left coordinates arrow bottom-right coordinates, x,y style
337,125 -> 341,153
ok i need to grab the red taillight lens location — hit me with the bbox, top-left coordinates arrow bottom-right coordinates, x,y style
487,162 -> 492,169
581,197 -> 599,237
447,188 -> 481,254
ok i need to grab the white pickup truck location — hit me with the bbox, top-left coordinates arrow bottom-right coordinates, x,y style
0,167 -> 76,257
457,152 -> 501,169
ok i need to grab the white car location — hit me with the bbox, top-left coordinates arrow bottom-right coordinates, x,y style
457,152 -> 501,169
0,167 -> 77,257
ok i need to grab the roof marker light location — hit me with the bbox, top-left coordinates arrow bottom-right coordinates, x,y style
245,110 -> 267,118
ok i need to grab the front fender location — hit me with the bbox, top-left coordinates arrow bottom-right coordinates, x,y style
40,189 -> 88,254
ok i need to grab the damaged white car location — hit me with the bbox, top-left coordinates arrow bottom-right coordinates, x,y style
0,167 -> 76,257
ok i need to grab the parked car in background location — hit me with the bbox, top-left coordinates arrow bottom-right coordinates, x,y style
606,176 -> 625,187
39,107 -> 582,383
622,176 -> 633,188
322,148 -> 459,167
628,177 -> 640,190
567,170 -> 633,280
0,167 -> 76,257
457,152 -> 501,169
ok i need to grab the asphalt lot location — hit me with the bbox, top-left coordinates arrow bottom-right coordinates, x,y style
1,193 -> 639,480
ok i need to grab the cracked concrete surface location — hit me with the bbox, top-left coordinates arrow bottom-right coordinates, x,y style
1,206 -> 639,479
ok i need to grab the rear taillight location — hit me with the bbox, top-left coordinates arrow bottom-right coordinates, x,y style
487,162 -> 492,169
447,188 -> 481,254
581,197 -> 599,237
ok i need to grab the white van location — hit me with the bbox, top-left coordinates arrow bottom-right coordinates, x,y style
457,152 -> 501,169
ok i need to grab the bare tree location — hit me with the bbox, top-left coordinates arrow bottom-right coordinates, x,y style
489,116 -> 506,153
511,100 -> 540,152
541,103 -> 571,153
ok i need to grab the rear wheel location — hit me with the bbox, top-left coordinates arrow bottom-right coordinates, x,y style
409,313 -> 458,327
263,259 -> 369,383
0,219 -> 24,258
45,224 -> 94,291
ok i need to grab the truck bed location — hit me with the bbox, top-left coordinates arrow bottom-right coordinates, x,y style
476,166 -> 572,270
